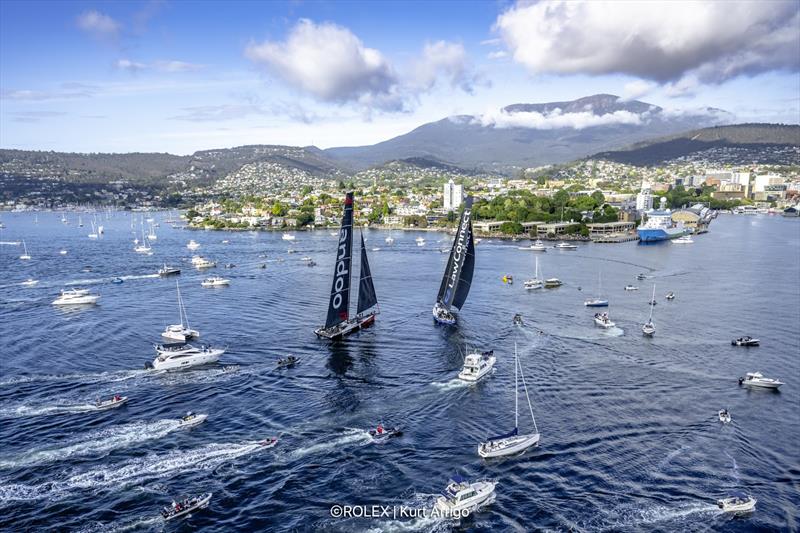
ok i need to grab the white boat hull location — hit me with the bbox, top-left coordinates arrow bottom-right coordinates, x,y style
435,481 -> 496,514
178,414 -> 208,428
151,348 -> 224,371
594,318 -> 615,328
478,432 -> 539,458
53,295 -> 100,305
458,355 -> 496,382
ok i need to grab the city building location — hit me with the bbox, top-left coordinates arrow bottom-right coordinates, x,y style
443,179 -> 463,211
635,182 -> 653,212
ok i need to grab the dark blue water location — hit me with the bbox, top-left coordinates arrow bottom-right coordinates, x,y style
0,212 -> 798,532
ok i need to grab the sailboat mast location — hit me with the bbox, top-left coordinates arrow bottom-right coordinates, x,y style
516,348 -> 538,433
514,342 -> 519,430
648,284 -> 656,321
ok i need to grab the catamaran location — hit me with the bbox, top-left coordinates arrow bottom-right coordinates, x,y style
162,281 -> 199,342
584,271 -> 608,307
433,197 -> 475,325
479,343 -> 540,458
314,192 -> 380,340
19,240 -> 31,260
524,256 -> 543,290
642,284 -> 656,336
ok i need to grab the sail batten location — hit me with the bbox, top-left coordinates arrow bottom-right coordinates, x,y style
357,232 -> 378,315
436,197 -> 474,312
324,192 -> 354,329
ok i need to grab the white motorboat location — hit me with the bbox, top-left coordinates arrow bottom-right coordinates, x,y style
60,249 -> 68,255
479,343 -> 540,458
201,276 -> 230,287
731,336 -> 759,347
718,409 -> 731,424
282,233 -> 296,241
624,285 -> 639,291
717,494 -> 756,514
672,235 -> 694,244
52,288 -> 100,306
554,241 -> 578,250
531,239 -> 547,251
594,312 -> 615,328
738,372 -> 783,389
187,240 -> 201,250
19,240 -> 31,260
416,236 -> 425,246
158,265 -> 181,277
665,291 -> 675,300
147,343 -> 225,371
524,256 -> 543,290
161,493 -> 212,521
95,395 -> 128,410
434,476 -> 497,514
177,412 -> 207,428
544,277 -> 562,288
458,350 -> 496,382
385,235 -> 394,245
162,281 -> 199,342
21,278 -> 38,286
194,258 -> 216,269
641,284 -> 656,336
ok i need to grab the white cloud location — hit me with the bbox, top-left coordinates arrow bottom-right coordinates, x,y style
76,10 -> 120,38
245,19 -> 396,104
115,59 -> 204,73
410,41 -> 478,93
621,80 -> 656,101
487,50 -> 507,60
476,107 -> 644,130
116,59 -> 146,72
495,1 -> 800,84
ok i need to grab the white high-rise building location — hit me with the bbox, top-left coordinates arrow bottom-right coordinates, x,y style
635,181 -> 653,212
443,179 -> 463,211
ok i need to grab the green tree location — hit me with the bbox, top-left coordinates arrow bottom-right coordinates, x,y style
499,221 -> 524,234
553,189 -> 569,210
591,190 -> 605,206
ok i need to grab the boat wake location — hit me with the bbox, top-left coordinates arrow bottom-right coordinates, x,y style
430,378 -> 472,391
0,369 -> 149,387
363,492 -> 484,533
595,501 -> 719,530
0,402 -> 113,419
77,516 -> 163,533
0,419 -> 187,469
0,440 -> 270,504
288,429 -> 372,460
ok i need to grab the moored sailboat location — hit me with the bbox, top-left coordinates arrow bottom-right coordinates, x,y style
314,192 -> 380,340
642,284 -> 656,336
433,197 -> 475,325
162,281 -> 199,342
584,271 -> 608,307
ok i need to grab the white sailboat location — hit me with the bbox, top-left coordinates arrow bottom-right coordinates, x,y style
642,284 -> 656,336
584,271 -> 609,307
478,343 -> 540,458
147,222 -> 157,241
134,222 -> 152,254
162,280 -> 199,342
88,220 -> 98,239
19,240 -> 31,260
524,256 -> 543,290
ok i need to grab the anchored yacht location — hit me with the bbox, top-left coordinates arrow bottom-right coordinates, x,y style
434,475 -> 496,514
201,276 -> 230,287
738,372 -> 783,389
458,350 -> 496,382
52,288 -> 100,306
147,343 -> 224,371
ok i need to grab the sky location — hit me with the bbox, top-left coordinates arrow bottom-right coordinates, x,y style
1,0 -> 798,154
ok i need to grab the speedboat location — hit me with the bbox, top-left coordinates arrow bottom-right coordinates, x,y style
187,240 -> 201,250
368,425 -> 402,442
738,372 -> 783,389
513,313 -> 524,326
60,249 -> 68,255
432,302 -> 456,325
624,285 -> 639,291
434,475 -> 496,514
544,278 -> 562,288
718,409 -> 731,424
554,241 -> 578,250
161,493 -> 212,522
111,277 -> 123,284
531,239 -> 547,251
385,236 -> 394,244
673,235 -> 694,244
146,343 -> 225,371
458,350 -> 496,382
162,324 -> 200,342
282,233 -> 296,241
732,336 -> 759,347
584,298 -> 608,307
158,265 -> 181,277
178,412 -> 207,428
194,258 -> 216,269
717,493 -> 756,514
665,292 -> 675,300
594,312 -> 615,328
52,288 -> 100,306
636,273 -> 647,280
276,355 -> 299,368
201,276 -> 229,287
21,278 -> 38,286
95,395 -> 128,410
259,437 -> 279,448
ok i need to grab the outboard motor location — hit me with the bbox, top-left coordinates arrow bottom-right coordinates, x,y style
738,377 -> 744,385
144,361 -> 154,370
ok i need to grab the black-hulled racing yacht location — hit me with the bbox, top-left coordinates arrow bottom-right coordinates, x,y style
432,197 -> 475,325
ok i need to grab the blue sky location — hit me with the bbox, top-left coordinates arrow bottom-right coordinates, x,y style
1,0 -> 798,154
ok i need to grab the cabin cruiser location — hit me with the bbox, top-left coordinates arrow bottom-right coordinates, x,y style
95,395 -> 128,410
519,240 -> 547,252
162,324 -> 200,342
718,409 -> 731,424
665,291 -> 675,300
434,475 -> 497,514
187,240 -> 201,250
458,350 -> 496,382
368,424 -> 402,442
672,235 -> 694,244
161,493 -> 212,521
201,276 -> 230,287
193,257 -> 216,269
158,265 -> 181,277
544,278 -> 562,288
594,312 -> 615,328
624,285 -> 639,291
732,336 -> 759,346
738,372 -> 783,389
147,343 -> 225,371
717,493 -> 756,514
52,288 -> 100,306
554,241 -> 578,250
276,355 -> 299,368
178,412 -> 207,428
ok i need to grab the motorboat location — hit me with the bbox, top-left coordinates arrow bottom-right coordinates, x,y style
478,343 -> 540,458
259,437 -> 278,448
738,372 -> 783,389
554,241 -> 578,250
717,493 -> 756,514
221,239 -> 230,244
162,281 -> 200,342
52,288 -> 100,306
95,395 -> 128,410
732,336 -> 759,347
178,412 -> 207,428
60,249 -> 68,255
187,240 -> 200,250
201,276 -> 230,287
385,236 -> 395,244
194,258 -> 216,269
636,273 -> 647,280
458,350 -> 496,382
624,285 -> 639,291
513,313 -> 524,326
111,277 -> 124,284
718,409 -> 731,424
21,278 -> 38,286
158,265 -> 181,277
672,235 -> 694,244
19,240 -> 31,260
519,239 -> 547,252
300,256 -> 312,262
147,343 -> 225,371
276,355 -> 299,368
665,291 -> 675,300
544,278 -> 562,288
282,233 -> 296,241
434,475 -> 497,514
416,236 -> 426,246
161,493 -> 212,521
594,312 -> 615,328
368,425 -> 402,442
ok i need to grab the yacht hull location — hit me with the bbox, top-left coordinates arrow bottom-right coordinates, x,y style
150,348 -> 223,371
478,432 -> 539,458
314,312 -> 376,340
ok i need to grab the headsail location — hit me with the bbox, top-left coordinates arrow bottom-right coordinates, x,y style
325,192 -> 354,329
436,197 -> 474,311
357,231 -> 378,315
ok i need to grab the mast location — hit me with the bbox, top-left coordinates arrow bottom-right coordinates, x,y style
514,342 -> 519,430
437,197 -> 474,311
516,344 -> 538,434
356,231 -> 378,316
648,284 -> 656,321
324,192 -> 354,329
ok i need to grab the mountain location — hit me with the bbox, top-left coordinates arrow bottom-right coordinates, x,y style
591,124 -> 800,166
324,94 -> 732,172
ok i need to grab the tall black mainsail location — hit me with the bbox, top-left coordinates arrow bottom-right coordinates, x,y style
324,192 -> 354,329
436,196 -> 474,312
357,231 -> 378,315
